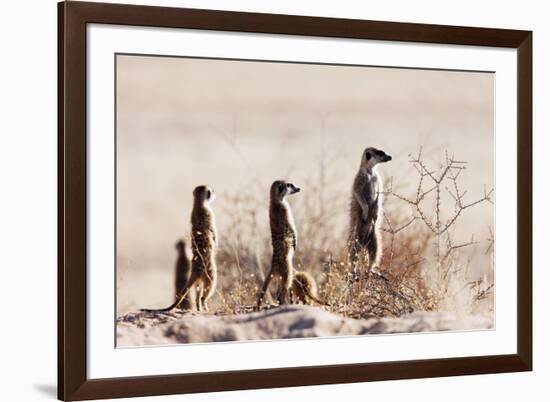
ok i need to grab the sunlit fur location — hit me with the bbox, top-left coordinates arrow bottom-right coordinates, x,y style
291,271 -> 322,305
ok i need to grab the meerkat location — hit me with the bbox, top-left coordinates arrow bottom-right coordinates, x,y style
173,239 -> 196,311
142,185 -> 217,313
291,271 -> 323,305
257,180 -> 300,308
348,147 -> 392,278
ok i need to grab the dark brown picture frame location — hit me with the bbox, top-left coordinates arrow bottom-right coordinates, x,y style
58,1 -> 532,400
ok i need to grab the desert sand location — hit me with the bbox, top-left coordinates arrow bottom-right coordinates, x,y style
117,305 -> 492,347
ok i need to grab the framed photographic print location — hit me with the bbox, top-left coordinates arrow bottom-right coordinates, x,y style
58,1 -> 532,400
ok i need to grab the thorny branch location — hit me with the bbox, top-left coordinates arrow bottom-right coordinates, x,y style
385,148 -> 493,238
380,148 -> 495,313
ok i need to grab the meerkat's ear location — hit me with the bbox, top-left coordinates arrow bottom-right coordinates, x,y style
278,183 -> 286,194
365,150 -> 372,161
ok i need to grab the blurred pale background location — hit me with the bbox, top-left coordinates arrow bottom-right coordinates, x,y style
116,55 -> 494,315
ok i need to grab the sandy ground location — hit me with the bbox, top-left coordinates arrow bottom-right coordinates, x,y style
117,305 -> 492,347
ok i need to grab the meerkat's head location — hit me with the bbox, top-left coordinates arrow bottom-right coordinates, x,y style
271,180 -> 300,202
361,147 -> 392,170
175,239 -> 186,253
193,185 -> 216,206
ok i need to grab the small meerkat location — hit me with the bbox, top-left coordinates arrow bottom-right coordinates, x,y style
348,147 -> 392,278
142,185 -> 217,313
257,180 -> 300,308
291,271 -> 323,305
174,239 -> 196,311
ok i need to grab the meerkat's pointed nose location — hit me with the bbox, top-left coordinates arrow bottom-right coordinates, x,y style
384,154 -> 392,162
287,183 -> 300,194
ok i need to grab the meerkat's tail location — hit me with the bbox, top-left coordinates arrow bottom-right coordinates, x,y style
304,288 -> 325,306
140,304 -> 177,313
141,285 -> 193,313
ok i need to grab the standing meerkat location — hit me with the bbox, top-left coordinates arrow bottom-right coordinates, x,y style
257,180 -> 300,308
173,239 -> 196,311
142,185 -> 218,313
348,147 -> 392,278
291,271 -> 323,305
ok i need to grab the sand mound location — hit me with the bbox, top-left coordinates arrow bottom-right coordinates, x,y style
116,305 -> 492,347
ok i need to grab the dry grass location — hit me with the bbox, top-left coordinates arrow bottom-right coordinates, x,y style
204,148 -> 494,320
